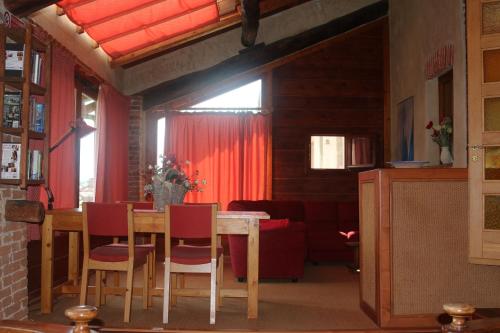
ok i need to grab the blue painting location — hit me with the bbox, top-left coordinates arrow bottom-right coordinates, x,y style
397,97 -> 414,161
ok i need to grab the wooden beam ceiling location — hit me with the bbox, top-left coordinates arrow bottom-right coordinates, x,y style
4,0 -> 58,17
241,0 -> 260,47
112,0 -> 313,68
141,0 -> 388,110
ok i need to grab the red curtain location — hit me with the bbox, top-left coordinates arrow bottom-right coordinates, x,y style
165,113 -> 271,210
39,46 -> 76,209
95,84 -> 130,203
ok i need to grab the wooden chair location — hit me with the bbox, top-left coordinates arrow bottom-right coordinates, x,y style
163,203 -> 223,324
80,202 -> 153,323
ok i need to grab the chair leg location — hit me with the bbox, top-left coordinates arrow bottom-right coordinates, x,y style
95,270 -> 102,307
100,271 -> 106,305
210,259 -> 216,325
170,273 -> 177,306
147,253 -> 154,307
143,261 -> 149,309
79,259 -> 89,305
148,234 -> 156,307
163,259 -> 171,324
124,265 -> 134,323
216,255 -> 223,310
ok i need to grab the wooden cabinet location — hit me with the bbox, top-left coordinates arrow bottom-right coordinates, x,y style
358,168 -> 473,328
0,22 -> 51,188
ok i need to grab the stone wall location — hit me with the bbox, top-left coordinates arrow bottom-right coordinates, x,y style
128,96 -> 143,201
0,186 -> 28,320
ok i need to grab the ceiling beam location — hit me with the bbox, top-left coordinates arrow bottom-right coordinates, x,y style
112,0 -> 312,67
4,0 -> 58,17
141,0 -> 388,110
240,0 -> 260,47
64,0 -> 97,11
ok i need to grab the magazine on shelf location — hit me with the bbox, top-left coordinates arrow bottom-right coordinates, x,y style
3,92 -> 22,128
29,149 -> 42,180
29,97 -> 44,132
1,143 -> 20,179
5,43 -> 24,77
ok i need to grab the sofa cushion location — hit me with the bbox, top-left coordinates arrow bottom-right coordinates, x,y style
304,201 -> 338,225
260,219 -> 289,231
268,201 -> 304,222
227,200 -> 273,216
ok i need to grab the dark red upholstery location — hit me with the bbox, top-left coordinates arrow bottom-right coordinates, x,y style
227,200 -> 359,265
171,245 -> 224,265
227,200 -> 307,280
86,202 -> 129,236
90,245 -> 150,265
170,204 -> 212,239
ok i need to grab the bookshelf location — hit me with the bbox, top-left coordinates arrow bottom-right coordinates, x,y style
0,22 -> 50,189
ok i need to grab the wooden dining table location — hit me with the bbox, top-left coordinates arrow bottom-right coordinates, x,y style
40,208 -> 269,319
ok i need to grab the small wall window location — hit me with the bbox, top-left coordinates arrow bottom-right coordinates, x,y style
311,136 -> 345,169
310,135 -> 376,170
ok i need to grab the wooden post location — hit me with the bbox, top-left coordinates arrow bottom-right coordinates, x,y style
41,214 -> 54,313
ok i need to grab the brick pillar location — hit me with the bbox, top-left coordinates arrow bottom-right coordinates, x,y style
128,95 -> 143,201
0,185 -> 28,320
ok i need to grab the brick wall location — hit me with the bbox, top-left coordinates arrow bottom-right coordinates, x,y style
128,95 -> 143,201
0,185 -> 28,320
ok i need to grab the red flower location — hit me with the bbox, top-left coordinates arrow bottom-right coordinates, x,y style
425,121 -> 433,129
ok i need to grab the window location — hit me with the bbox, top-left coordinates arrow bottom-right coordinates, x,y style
156,79 -> 263,164
311,136 -> 345,169
309,135 -> 375,170
76,77 -> 98,207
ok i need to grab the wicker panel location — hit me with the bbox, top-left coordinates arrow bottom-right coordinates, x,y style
392,181 -> 500,315
485,195 -> 500,230
482,1 -> 500,35
360,182 -> 376,310
484,98 -> 500,132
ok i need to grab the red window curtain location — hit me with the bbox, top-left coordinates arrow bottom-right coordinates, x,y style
351,137 -> 372,166
165,113 -> 271,210
95,84 -> 130,202
39,46 -> 76,209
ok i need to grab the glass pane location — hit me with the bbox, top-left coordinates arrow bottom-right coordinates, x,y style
311,136 -> 345,169
79,93 -> 97,206
482,2 -> 500,35
483,49 -> 500,82
350,137 -> 374,167
81,93 -> 96,127
485,146 -> 500,180
484,98 -> 500,131
485,195 -> 500,230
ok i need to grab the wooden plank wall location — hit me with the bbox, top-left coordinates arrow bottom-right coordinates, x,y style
271,22 -> 385,202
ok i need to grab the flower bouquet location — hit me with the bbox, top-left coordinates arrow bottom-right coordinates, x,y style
425,117 -> 453,164
144,153 -> 206,211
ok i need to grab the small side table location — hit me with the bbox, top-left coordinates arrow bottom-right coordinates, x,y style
345,241 -> 360,272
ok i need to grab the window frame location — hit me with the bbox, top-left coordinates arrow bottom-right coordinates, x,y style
306,133 -> 377,174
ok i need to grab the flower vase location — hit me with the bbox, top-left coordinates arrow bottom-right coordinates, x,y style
153,180 -> 188,211
440,146 -> 453,165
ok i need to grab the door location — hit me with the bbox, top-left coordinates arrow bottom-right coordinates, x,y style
468,0 -> 500,264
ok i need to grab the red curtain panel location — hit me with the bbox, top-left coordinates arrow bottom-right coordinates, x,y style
95,84 -> 130,203
39,46 -> 76,209
165,113 -> 271,210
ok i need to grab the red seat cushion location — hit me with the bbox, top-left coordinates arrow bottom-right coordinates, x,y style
171,245 -> 223,265
260,219 -> 289,231
90,245 -> 151,265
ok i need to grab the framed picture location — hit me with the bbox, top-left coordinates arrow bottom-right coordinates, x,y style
397,97 -> 414,161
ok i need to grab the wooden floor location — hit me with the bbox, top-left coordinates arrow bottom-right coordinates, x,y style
28,262 -> 378,330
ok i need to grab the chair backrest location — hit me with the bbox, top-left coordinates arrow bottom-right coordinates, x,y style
164,203 -> 218,259
84,202 -> 130,237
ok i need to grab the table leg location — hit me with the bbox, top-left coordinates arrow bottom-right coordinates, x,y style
68,232 -> 80,285
247,217 -> 259,319
41,214 -> 54,314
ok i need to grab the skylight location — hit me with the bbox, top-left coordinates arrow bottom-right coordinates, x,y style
183,79 -> 262,113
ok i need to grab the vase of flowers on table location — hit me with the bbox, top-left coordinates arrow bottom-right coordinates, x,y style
144,154 -> 206,211
425,117 -> 453,165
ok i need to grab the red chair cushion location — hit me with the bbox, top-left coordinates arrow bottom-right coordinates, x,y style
171,245 -> 223,265
90,245 -> 151,265
259,219 -> 289,231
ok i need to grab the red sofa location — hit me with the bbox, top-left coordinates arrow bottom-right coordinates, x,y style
227,200 -> 307,280
227,200 -> 359,278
